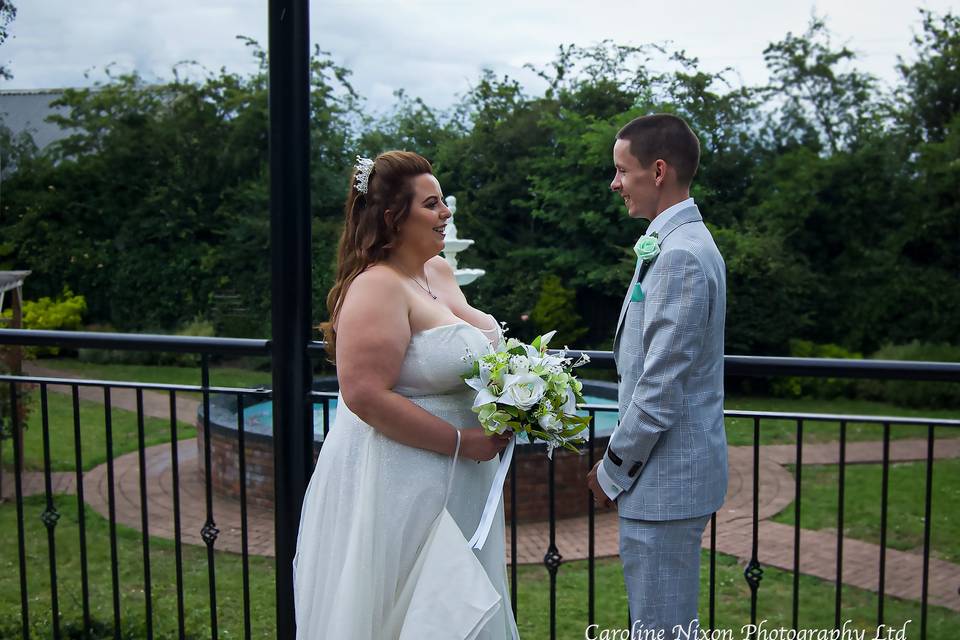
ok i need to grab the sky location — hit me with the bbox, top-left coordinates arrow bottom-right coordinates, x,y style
1,0 -> 954,113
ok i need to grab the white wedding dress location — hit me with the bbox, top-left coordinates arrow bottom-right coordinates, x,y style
293,322 -> 521,640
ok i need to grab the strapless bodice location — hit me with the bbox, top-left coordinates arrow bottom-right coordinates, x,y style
393,323 -> 497,397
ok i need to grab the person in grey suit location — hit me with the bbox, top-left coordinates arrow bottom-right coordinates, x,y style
587,114 -> 728,638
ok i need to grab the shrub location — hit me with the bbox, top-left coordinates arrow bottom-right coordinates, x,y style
76,317 -> 216,367
770,339 -> 862,399
857,341 -> 960,409
162,316 -> 216,366
1,288 -> 86,356
77,323 -> 129,365
531,274 -> 587,348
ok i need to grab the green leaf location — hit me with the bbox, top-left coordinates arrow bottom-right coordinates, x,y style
562,441 -> 583,453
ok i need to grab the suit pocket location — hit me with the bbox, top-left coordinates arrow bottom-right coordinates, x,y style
624,300 -> 645,341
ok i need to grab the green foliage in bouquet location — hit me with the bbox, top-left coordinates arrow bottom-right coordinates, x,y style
463,330 -> 591,456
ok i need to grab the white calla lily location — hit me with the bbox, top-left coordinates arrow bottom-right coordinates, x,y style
539,330 -> 557,348
562,388 -> 577,415
472,387 -> 501,409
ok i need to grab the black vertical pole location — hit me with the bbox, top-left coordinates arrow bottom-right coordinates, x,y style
269,0 -> 313,637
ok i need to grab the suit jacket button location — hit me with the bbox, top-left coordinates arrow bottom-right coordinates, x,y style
628,461 -> 642,477
617,375 -> 622,382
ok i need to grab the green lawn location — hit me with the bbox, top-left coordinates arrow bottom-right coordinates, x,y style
0,495 -> 275,639
2,392 -> 194,472
37,359 -> 273,393
2,495 -> 957,639
772,458 -> 960,564
723,395 -> 960,447
516,552 -> 955,639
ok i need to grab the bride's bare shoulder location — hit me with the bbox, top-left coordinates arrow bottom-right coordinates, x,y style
426,255 -> 456,279
350,264 -> 402,289
336,266 -> 411,342
341,265 -> 406,310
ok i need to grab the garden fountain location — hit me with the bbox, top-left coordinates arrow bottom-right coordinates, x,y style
442,195 -> 485,286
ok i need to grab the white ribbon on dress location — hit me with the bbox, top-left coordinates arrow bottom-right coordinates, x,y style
466,319 -> 517,551
393,429 -> 502,640
467,436 -> 515,550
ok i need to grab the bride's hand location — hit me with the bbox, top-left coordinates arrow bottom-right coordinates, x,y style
459,430 -> 512,462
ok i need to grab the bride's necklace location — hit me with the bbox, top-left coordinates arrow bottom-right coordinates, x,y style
397,266 -> 437,300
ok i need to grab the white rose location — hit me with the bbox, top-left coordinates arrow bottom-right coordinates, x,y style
538,413 -> 562,433
498,373 -> 547,411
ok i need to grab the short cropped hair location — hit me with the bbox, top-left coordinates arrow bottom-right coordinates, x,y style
616,114 -> 700,186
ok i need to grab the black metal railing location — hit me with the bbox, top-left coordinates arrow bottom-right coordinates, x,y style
1,328 -> 958,639
725,410 -> 960,640
1,330 -> 270,640
1,369 -> 274,640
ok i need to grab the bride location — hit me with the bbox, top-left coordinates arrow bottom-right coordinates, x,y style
294,150 -> 521,640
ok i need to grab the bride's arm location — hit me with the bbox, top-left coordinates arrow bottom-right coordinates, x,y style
335,267 -> 507,461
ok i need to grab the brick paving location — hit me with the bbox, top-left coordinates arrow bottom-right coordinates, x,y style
7,368 -> 960,612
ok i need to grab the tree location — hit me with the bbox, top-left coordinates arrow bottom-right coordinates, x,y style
430,70 -> 550,331
517,44 -> 759,344
0,0 -> 16,80
761,15 -> 881,154
713,226 -> 815,355
1,15 -> 955,357
358,89 -> 459,162
2,43 -> 360,334
897,10 -> 960,144
531,274 -> 587,347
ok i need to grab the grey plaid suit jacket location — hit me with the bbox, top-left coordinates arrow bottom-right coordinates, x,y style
602,204 -> 728,521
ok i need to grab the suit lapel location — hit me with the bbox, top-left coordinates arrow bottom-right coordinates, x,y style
612,205 -> 704,358
613,258 -> 642,359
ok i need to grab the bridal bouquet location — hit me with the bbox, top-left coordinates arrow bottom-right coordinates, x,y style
463,330 -> 591,458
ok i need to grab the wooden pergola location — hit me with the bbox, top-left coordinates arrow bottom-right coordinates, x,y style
0,271 -> 30,374
0,271 -> 29,502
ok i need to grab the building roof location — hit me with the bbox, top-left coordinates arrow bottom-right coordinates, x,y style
0,88 -> 74,150
0,271 -> 30,294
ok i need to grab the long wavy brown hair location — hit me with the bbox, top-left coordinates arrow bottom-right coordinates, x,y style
321,150 -> 434,357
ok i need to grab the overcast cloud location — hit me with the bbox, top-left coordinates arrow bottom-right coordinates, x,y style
1,1 -> 954,112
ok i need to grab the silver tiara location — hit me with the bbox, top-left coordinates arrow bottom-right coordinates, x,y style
354,155 -> 375,194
